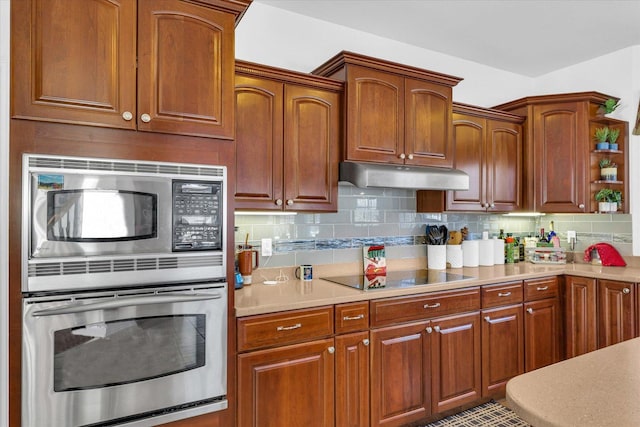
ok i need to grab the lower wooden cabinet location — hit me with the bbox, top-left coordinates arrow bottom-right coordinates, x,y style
565,275 -> 597,358
481,304 -> 524,397
598,279 -> 636,348
335,331 -> 370,427
524,297 -> 562,371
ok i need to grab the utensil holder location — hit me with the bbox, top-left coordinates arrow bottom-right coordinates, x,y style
427,245 -> 447,270
446,245 -> 463,268
462,240 -> 479,267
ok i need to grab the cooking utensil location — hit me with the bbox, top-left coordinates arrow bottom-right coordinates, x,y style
427,225 -> 448,245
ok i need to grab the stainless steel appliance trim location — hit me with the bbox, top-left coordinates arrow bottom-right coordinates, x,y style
31,292 -> 223,316
339,161 -> 469,190
116,400 -> 228,427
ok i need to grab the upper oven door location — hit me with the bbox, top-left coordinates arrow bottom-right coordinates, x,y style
22,284 -> 228,427
29,172 -> 171,259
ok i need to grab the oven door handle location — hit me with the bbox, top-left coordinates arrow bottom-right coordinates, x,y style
31,293 -> 223,317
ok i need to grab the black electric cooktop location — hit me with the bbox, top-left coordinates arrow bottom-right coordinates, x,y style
321,270 -> 474,291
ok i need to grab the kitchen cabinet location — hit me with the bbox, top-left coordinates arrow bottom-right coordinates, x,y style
523,277 -> 563,371
12,0 -> 247,139
598,279 -> 636,348
369,288 -> 481,426
234,61 -> 342,211
312,51 -> 462,168
565,275 -> 597,358
417,103 -> 523,213
480,281 -> 524,398
494,92 -> 629,213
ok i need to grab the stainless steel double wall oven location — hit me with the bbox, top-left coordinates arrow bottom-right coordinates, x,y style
21,154 -> 229,427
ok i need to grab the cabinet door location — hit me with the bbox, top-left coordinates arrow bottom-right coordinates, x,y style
234,76 -> 284,209
598,280 -> 635,348
446,114 -> 486,211
430,312 -> 481,413
283,85 -> 340,211
11,0 -> 137,128
345,66 -> 404,164
370,321 -> 430,427
137,0 -> 235,138
335,331 -> 370,427
565,276 -> 597,358
404,78 -> 454,167
237,338 -> 335,427
486,119 -> 522,212
481,305 -> 524,398
532,102 -> 588,212
524,298 -> 562,371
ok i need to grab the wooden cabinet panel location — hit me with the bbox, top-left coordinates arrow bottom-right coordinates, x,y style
12,0 -> 137,129
336,331 -> 370,427
370,321 -> 431,427
486,119 -> 522,211
598,280 -> 635,348
430,312 -> 481,413
237,306 -> 333,352
447,114 -> 485,211
481,305 -> 524,398
370,287 -> 480,327
335,302 -> 369,334
565,276 -> 597,358
404,78 -> 453,167
481,281 -> 523,308
524,276 -> 559,301
237,338 -> 335,427
524,298 -> 562,371
234,61 -> 341,212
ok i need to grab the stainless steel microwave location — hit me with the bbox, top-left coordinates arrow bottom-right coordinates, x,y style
22,154 -> 227,293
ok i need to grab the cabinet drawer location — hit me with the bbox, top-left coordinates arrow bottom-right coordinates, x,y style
482,281 -> 523,308
370,287 -> 480,327
524,277 -> 559,301
335,301 -> 369,334
237,306 -> 334,352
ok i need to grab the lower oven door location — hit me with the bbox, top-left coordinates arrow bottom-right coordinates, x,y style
22,283 -> 227,427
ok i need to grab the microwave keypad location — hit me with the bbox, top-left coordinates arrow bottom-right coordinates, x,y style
172,181 -> 222,251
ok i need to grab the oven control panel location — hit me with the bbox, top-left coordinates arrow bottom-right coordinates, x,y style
172,180 -> 222,251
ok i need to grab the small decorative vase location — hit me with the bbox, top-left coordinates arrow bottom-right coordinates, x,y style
596,142 -> 610,150
609,143 -> 619,150
600,167 -> 617,181
599,201 -> 611,213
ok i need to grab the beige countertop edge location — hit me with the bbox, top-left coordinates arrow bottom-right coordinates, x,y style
506,337 -> 640,427
235,263 -> 640,317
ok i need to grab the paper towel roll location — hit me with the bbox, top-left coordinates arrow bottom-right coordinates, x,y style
427,245 -> 447,270
446,245 -> 463,268
494,238 -> 505,265
462,240 -> 479,267
479,239 -> 494,266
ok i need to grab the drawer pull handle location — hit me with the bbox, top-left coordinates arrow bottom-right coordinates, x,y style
423,303 -> 441,309
527,308 -> 534,314
343,314 -> 365,321
536,286 -> 549,291
498,292 -> 512,297
362,339 -> 370,346
434,326 -> 441,333
277,323 -> 302,331
426,326 -> 433,333
623,288 -> 630,294
484,316 -> 491,322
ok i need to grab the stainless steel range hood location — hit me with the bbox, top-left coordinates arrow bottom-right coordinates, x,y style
339,161 -> 469,191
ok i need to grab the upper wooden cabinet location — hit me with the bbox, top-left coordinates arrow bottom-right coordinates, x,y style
312,51 -> 462,167
494,92 -> 629,213
417,103 -> 524,213
12,0 -> 249,139
234,61 -> 342,212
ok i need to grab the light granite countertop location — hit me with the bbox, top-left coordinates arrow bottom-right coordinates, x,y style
506,337 -> 640,426
235,259 -> 640,317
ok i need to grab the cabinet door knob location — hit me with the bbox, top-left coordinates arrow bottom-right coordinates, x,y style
122,111 -> 133,121
623,288 -> 630,294
399,153 -> 406,159
490,203 -> 496,208
407,154 -> 414,160
286,199 -> 294,206
578,203 -> 585,209
327,346 -> 335,354
275,199 -> 283,206
484,316 -> 491,322
426,326 -> 433,334
362,339 -> 370,346
434,325 -> 441,333
140,113 -> 151,123
527,308 -> 534,314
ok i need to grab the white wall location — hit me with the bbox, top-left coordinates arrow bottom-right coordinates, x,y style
235,3 -> 639,255
1,0 -> 9,425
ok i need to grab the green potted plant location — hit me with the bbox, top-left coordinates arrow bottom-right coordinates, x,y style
612,190 -> 623,211
598,98 -> 620,115
608,127 -> 620,150
599,158 -> 618,181
595,188 -> 615,212
594,127 -> 610,150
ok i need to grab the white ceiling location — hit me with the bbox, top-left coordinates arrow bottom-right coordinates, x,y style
255,0 -> 640,77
